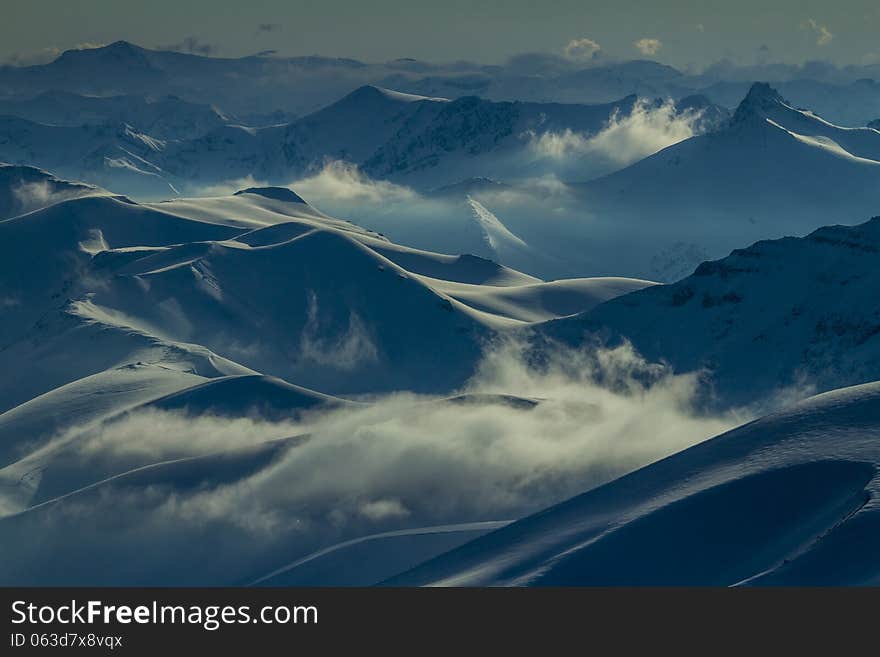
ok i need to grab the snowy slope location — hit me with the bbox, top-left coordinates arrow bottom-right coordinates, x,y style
541,215 -> 880,409
386,381 -> 880,586
0,173 -> 641,405
2,162 -> 879,586
0,372 -> 347,516
0,364 -> 207,469
426,276 -> 655,323
250,521 -> 510,586
0,193 -> 240,352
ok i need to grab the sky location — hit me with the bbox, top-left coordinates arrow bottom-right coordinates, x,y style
2,0 -> 880,69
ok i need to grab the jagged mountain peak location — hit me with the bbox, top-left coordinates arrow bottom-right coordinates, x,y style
731,82 -> 789,124
338,84 -> 448,106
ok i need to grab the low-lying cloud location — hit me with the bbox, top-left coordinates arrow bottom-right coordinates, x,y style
12,180 -> 56,208
9,180 -> 101,215
292,161 -> 417,204
527,99 -> 701,167
0,337 -> 745,583
298,290 -> 379,370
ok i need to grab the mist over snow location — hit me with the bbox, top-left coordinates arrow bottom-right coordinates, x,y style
298,290 -> 380,370
0,338 -> 742,583
526,99 -> 703,169
293,161 -> 418,204
3,31 -> 880,587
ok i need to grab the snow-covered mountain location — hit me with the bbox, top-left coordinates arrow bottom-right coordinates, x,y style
3,162 -> 880,585
0,81 -> 725,198
0,90 -> 229,140
386,380 -> 880,586
0,117 -> 176,196
3,37 -> 880,587
567,82 -> 880,279
0,167 -> 659,583
541,215 -> 880,409
4,41 -> 879,127
160,86 -> 722,191
0,41 -> 381,117
344,84 -> 880,283
154,85 -> 449,185
698,77 -> 880,129
0,169 -> 651,410
13,81 -> 874,289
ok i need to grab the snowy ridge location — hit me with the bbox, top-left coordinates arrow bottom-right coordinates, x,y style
542,215 -> 880,408
386,381 -> 880,586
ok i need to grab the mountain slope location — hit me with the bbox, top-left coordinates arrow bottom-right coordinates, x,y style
386,381 -> 880,586
0,194 -> 240,347
1,172 -> 643,406
360,93 -> 722,187
541,215 -> 880,409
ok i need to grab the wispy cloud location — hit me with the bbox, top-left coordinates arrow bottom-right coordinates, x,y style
526,99 -> 701,167
802,19 -> 833,46
564,38 -> 601,60
292,161 -> 417,204
634,38 -> 663,56
15,338 -> 742,559
194,175 -> 270,197
298,290 -> 379,371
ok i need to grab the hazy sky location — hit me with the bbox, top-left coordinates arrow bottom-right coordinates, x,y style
3,0 -> 880,69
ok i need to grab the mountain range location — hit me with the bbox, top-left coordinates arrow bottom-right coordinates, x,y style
4,41 -> 880,125
3,39 -> 880,587
1,162 -> 879,584
0,83 -> 727,197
